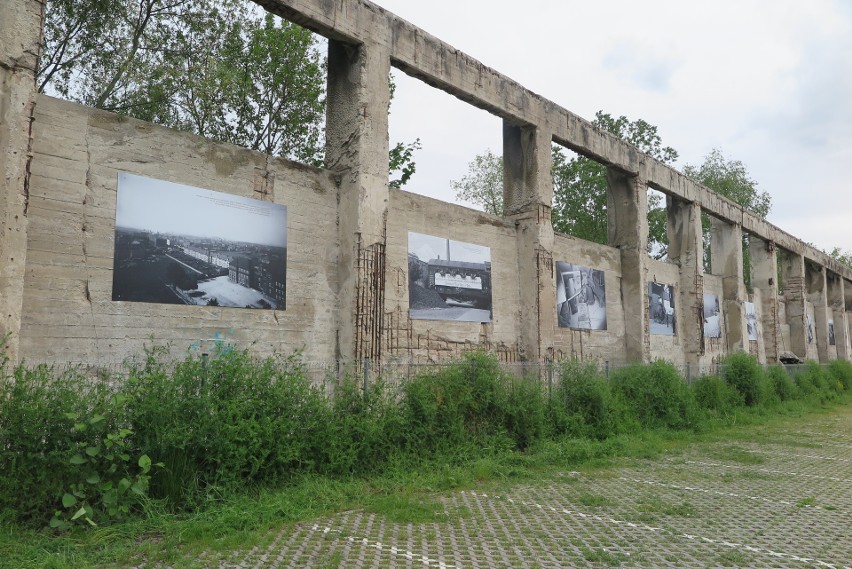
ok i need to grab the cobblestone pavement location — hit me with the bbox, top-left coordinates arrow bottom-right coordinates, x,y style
194,408 -> 851,568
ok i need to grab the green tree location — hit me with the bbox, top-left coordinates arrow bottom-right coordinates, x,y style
39,0 -> 417,177
552,112 -> 678,247
451,149 -> 504,216
684,148 -> 772,282
827,247 -> 852,269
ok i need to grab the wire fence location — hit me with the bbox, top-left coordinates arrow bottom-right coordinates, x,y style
0,354 -> 825,397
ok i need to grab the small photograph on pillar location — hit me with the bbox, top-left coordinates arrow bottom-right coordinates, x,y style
703,293 -> 722,338
745,302 -> 758,341
556,262 -> 607,330
648,282 -> 675,336
408,232 -> 492,323
112,172 -> 287,310
829,319 -> 836,346
806,311 -> 815,344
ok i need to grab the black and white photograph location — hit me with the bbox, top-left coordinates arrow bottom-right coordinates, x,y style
408,231 -> 492,322
745,301 -> 758,341
703,293 -> 722,338
648,281 -> 675,336
112,172 -> 287,310
829,319 -> 836,346
556,262 -> 607,330
806,311 -> 815,344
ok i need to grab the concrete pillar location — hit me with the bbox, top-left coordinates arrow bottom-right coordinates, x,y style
710,217 -> 747,353
750,237 -> 780,363
806,263 -> 829,362
666,197 -> 704,366
827,271 -> 845,360
504,123 -> 554,362
0,0 -> 42,363
607,167 -> 648,363
326,38 -> 391,361
779,249 -> 807,360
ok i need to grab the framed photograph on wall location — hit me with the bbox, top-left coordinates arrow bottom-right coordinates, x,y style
408,231 -> 492,323
745,301 -> 758,341
556,262 -> 607,330
649,282 -> 675,336
703,293 -> 721,338
112,172 -> 287,310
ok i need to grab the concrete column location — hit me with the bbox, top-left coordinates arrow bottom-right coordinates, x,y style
710,217 -> 747,353
750,237 -> 780,363
779,249 -> 807,360
827,271 -> 846,360
326,38 -> 391,361
607,167 -> 648,363
806,263 -> 829,362
0,0 -> 42,363
504,122 -> 554,362
666,197 -> 704,366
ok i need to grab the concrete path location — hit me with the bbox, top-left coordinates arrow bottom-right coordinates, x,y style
188,407 -> 851,568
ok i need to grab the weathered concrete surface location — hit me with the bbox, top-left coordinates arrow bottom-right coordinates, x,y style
21,97 -> 340,363
5,0 -> 852,366
0,0 -> 41,362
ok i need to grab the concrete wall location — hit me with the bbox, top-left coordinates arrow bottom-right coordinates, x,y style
2,0 -> 852,368
21,97 -> 340,363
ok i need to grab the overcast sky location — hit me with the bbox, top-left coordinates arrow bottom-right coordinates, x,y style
116,173 -> 287,247
376,0 -> 852,253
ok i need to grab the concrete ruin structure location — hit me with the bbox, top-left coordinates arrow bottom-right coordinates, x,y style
2,0 -> 852,368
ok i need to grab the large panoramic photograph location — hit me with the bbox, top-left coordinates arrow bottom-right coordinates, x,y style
112,173 -> 287,310
408,231 -> 493,323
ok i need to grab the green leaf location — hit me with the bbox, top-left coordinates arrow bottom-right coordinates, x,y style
130,480 -> 147,495
74,422 -> 87,432
70,506 -> 87,520
89,414 -> 105,424
69,454 -> 87,465
138,454 -> 152,473
85,446 -> 100,457
86,473 -> 100,485
49,516 -> 64,528
118,478 -> 132,492
63,412 -> 78,420
62,493 -> 77,508
119,453 -> 130,462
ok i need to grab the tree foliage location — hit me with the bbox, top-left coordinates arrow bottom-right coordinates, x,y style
39,0 -> 419,178
451,150 -> 504,216
552,112 -> 679,246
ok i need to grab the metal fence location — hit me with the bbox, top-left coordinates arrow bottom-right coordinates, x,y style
0,354 -> 827,397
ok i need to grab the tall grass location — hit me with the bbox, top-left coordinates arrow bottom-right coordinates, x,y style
1,347 -> 850,528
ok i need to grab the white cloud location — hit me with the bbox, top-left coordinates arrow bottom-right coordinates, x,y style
377,0 -> 852,251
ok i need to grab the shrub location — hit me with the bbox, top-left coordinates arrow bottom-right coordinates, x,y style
691,374 -> 743,411
550,361 -> 625,439
721,352 -> 774,407
827,359 -> 852,392
609,361 -> 699,430
766,365 -> 798,401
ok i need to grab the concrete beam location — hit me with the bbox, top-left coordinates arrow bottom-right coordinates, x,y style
607,167 -> 648,362
780,250 -> 808,360
710,217 -> 747,353
827,271 -> 845,360
806,262 -> 829,362
667,197 -> 704,366
326,38 -> 391,360
505,123 -> 554,361
750,237 -> 780,363
0,0 -> 42,363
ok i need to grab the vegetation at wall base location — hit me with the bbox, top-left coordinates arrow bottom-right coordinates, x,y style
1,348 -> 850,567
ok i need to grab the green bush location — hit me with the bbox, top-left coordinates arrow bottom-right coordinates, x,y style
827,359 -> 852,392
550,361 -> 626,439
766,365 -> 798,401
0,365 -> 114,524
610,361 -> 699,430
691,374 -> 742,412
721,352 -> 774,407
